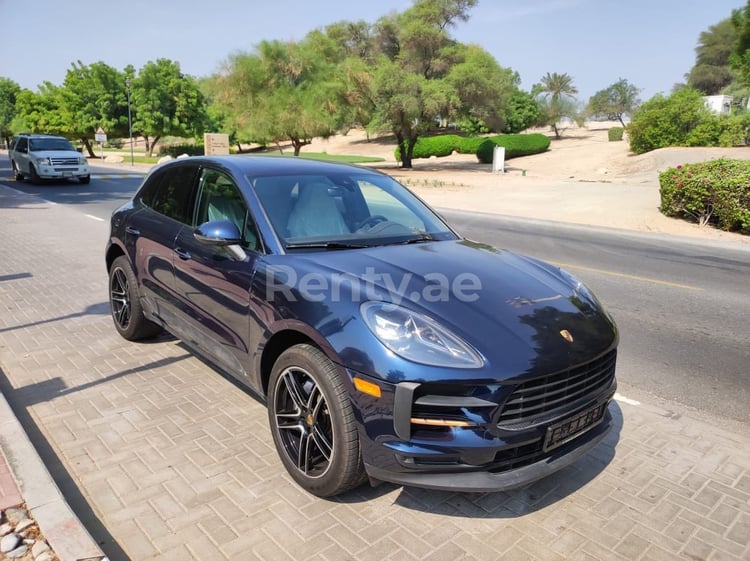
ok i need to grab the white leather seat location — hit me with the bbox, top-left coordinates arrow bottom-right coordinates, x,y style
287,182 -> 349,238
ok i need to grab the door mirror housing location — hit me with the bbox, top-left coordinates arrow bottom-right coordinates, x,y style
194,220 -> 242,246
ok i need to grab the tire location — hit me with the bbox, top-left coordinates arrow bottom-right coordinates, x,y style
79,175 -> 91,184
12,161 -> 23,181
268,344 -> 366,497
28,164 -> 40,184
108,256 -> 163,341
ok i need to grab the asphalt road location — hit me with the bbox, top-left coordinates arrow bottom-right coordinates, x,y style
446,210 -> 750,427
1,158 -> 748,426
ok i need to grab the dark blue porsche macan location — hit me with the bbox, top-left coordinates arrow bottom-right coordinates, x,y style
106,156 -> 618,497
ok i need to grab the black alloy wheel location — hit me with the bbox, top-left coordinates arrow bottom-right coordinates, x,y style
268,344 -> 366,497
108,256 -> 162,340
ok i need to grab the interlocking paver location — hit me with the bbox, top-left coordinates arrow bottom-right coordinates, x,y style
1,184 -> 750,561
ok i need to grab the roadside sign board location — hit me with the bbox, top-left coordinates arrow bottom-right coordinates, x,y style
204,133 -> 230,155
95,127 -> 107,143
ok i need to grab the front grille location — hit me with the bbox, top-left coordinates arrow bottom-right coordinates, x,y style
496,350 -> 616,429
50,157 -> 81,166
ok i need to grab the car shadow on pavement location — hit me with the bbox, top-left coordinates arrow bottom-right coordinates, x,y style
0,302 -> 110,334
335,402 -> 623,516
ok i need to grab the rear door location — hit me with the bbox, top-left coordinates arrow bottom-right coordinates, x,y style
127,162 -> 200,327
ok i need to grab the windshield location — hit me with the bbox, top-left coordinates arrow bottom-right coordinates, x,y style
251,172 -> 457,250
29,138 -> 76,152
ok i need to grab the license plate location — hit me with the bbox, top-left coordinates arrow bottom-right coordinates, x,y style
63,172 -> 72,177
543,402 -> 607,452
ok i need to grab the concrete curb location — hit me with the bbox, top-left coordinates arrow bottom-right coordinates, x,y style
0,388 -> 107,561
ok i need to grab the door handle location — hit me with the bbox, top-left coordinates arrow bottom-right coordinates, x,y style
174,248 -> 192,260
125,226 -> 140,236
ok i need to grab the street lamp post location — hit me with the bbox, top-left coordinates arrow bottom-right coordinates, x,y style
125,78 -> 134,166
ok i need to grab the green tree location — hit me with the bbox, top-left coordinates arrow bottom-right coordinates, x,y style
368,0 -> 503,167
534,72 -> 580,138
213,38 -> 343,156
628,88 -> 716,154
586,78 -> 641,127
13,84 -> 68,137
732,2 -> 750,89
0,78 -> 21,147
687,18 -> 738,94
446,44 -> 519,133
58,61 -> 129,157
502,90 -> 541,133
131,59 -> 207,156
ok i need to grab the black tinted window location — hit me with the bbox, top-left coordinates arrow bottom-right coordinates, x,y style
143,165 -> 198,224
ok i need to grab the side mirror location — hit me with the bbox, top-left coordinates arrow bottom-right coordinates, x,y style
194,220 -> 242,246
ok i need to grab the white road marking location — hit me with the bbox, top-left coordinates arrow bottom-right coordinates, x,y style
85,214 -> 105,222
614,393 -> 641,406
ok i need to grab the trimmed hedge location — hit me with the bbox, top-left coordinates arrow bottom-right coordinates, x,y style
456,136 -> 486,154
659,159 -> 750,233
394,135 -> 462,161
159,143 -> 205,157
393,133 -> 551,162
608,127 -> 624,142
476,134 -> 550,164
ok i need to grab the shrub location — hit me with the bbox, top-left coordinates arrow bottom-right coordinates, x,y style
394,134 -> 462,161
628,88 -> 732,154
608,127 -> 624,142
717,113 -> 750,146
159,143 -> 205,157
456,136 -> 486,154
659,159 -> 750,233
475,133 -> 551,164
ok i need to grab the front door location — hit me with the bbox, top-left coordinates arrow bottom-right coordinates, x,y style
172,167 -> 262,378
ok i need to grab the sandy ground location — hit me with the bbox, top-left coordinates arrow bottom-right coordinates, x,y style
305,124 -> 750,245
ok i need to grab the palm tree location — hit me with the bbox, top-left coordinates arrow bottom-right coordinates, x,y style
539,72 -> 578,103
537,72 -> 579,138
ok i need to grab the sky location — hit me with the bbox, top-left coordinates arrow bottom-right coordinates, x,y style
1,0 -> 746,103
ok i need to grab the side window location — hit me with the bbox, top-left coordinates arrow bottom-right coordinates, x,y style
195,168 -> 261,251
15,137 -> 28,153
147,165 -> 198,224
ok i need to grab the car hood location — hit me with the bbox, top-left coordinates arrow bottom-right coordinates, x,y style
263,239 -> 617,379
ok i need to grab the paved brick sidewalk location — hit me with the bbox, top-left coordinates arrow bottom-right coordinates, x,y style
0,184 -> 749,561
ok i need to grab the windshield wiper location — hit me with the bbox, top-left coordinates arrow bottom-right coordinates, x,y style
391,234 -> 436,245
284,241 -> 371,250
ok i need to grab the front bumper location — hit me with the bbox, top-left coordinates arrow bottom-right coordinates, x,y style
346,350 -> 617,492
364,405 -> 613,492
35,164 -> 89,179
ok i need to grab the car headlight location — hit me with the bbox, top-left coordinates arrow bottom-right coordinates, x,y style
78,157 -> 87,165
360,301 -> 484,368
35,157 -> 52,166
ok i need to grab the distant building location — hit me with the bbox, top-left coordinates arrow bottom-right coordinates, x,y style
703,95 -> 733,115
